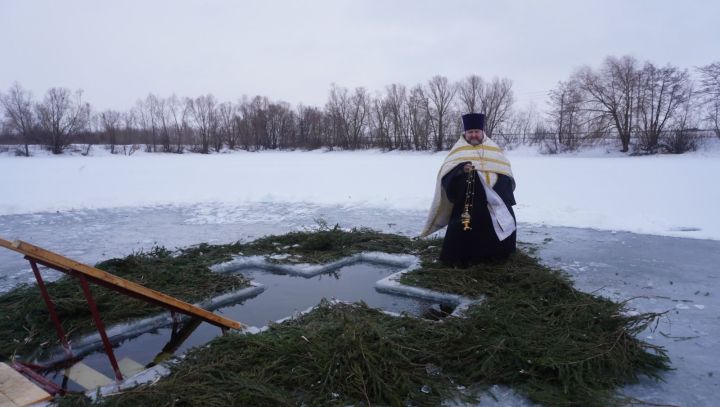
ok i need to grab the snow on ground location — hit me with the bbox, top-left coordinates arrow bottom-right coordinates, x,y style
2,143 -> 719,240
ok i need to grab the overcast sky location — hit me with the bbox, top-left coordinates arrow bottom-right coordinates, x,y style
1,0 -> 718,112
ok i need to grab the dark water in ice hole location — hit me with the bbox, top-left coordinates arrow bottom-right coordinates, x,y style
43,262 -> 439,391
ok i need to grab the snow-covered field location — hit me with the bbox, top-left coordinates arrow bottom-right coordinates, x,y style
2,144 -> 719,240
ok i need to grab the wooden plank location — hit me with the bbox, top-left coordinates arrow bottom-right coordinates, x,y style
0,363 -> 52,406
0,239 -> 18,251
118,358 -> 145,378
0,238 -> 244,330
64,362 -> 112,390
0,392 -> 18,407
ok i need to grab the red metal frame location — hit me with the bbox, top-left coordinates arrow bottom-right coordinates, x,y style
11,361 -> 65,396
21,256 -> 125,384
28,260 -> 72,355
12,250 -> 235,389
28,256 -> 231,329
76,274 -> 124,381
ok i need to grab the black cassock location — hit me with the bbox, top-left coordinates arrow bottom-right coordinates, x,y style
439,162 -> 516,267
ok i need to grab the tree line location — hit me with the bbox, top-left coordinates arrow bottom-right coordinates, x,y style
1,56 -> 718,156
546,56 -> 719,153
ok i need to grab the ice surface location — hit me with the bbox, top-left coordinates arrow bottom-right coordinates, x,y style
523,225 -> 720,407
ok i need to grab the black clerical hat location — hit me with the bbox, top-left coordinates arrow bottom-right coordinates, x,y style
462,113 -> 485,131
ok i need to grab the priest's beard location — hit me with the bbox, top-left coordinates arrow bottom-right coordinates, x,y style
465,136 -> 483,146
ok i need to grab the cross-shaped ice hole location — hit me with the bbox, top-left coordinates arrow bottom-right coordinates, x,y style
40,261 -> 454,392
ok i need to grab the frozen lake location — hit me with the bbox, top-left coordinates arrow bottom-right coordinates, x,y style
1,203 -> 718,406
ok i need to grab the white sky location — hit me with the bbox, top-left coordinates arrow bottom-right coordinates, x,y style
1,0 -> 718,112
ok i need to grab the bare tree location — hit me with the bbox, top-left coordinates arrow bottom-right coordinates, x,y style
501,103 -> 539,147
133,97 -> 154,152
326,84 -> 349,149
119,110 -> 139,155
186,94 -> 218,154
426,75 -> 456,150
635,62 -> 692,152
697,62 -> 720,138
81,113 -> 100,155
35,87 -> 90,154
347,87 -> 369,149
385,84 -> 410,149
167,95 -> 187,153
662,86 -> 701,154
325,85 -> 369,149
0,82 -> 36,156
237,97 -> 254,150
217,102 -> 239,150
297,104 -> 326,149
456,75 -> 515,139
457,74 -> 484,113
481,78 -> 515,138
99,109 -> 122,154
247,96 -> 269,149
267,101 -> 294,149
370,94 -> 391,149
149,95 -> 172,152
408,85 -> 431,150
547,80 -> 586,151
576,55 -> 640,152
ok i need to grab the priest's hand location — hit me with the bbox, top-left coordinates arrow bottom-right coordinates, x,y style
463,163 -> 474,173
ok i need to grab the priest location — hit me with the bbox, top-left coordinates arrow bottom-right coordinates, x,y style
419,113 -> 517,266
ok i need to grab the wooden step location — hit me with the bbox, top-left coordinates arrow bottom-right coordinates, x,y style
0,362 -> 52,407
65,362 -> 112,390
0,393 -> 16,407
118,357 -> 145,378
64,358 -> 145,391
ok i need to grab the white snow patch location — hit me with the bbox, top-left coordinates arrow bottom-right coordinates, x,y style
2,149 -> 719,240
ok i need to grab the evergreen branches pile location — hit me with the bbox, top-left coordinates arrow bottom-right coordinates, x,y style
60,296 -> 667,407
240,225 -> 432,263
1,228 -> 670,406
